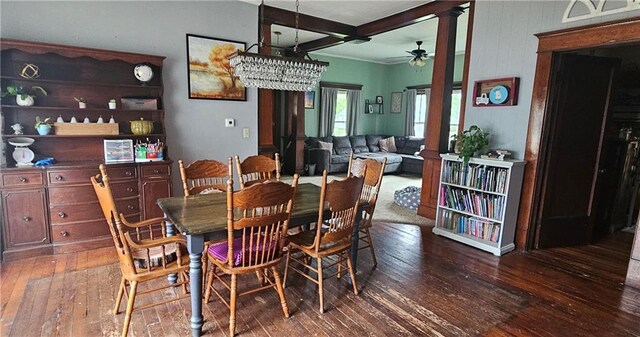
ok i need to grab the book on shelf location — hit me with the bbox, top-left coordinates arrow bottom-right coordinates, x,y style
440,185 -> 504,220
438,209 -> 501,243
442,160 -> 509,194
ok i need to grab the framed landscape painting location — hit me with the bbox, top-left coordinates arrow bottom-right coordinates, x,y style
304,91 -> 315,109
186,34 -> 246,101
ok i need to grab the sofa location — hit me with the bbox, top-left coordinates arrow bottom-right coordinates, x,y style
305,135 -> 425,175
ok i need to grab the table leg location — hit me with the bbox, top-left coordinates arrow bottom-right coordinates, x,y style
187,234 -> 205,337
165,215 -> 178,284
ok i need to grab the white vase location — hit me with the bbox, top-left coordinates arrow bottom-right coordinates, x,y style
16,95 -> 35,106
108,102 -> 116,109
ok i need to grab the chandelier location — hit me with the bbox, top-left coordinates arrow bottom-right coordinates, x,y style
228,0 -> 329,91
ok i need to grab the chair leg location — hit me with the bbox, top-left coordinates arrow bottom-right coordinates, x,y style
202,247 -> 208,293
204,263 -> 215,303
283,250 -> 291,289
256,270 -> 265,285
229,274 -> 238,336
179,271 -> 188,294
366,227 -> 378,268
121,281 -> 138,337
346,255 -> 359,296
114,277 -> 126,315
271,266 -> 290,318
337,253 -> 342,279
317,257 -> 324,313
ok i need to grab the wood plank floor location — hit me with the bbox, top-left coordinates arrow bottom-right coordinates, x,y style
1,223 -> 639,337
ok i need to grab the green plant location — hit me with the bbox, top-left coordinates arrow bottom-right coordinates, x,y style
74,97 -> 87,103
34,116 -> 52,128
456,125 -> 489,163
1,85 -> 47,99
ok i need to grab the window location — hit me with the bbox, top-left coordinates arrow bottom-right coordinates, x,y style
333,90 -> 348,136
414,90 -> 428,137
449,89 -> 462,141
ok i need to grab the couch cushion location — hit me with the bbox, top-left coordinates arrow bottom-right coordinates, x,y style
379,136 -> 397,153
333,136 -> 352,155
306,136 -> 333,149
349,135 -> 368,153
357,152 -> 403,165
394,136 -> 407,150
318,141 -> 333,152
330,154 -> 351,164
398,137 -> 424,155
366,135 -> 383,152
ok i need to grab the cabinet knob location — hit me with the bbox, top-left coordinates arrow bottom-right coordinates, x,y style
60,231 -> 69,237
127,205 -> 135,210
22,216 -> 31,222
55,175 -> 64,181
19,177 -> 27,183
58,212 -> 66,218
153,169 -> 160,174
125,171 -> 132,176
126,187 -> 134,192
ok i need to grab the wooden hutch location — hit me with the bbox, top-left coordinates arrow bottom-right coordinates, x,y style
0,39 -> 171,261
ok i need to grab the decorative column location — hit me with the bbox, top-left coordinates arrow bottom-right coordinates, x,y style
258,16 -> 278,157
283,91 -> 305,174
418,7 -> 463,218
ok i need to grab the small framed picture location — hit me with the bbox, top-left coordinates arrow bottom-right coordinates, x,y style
376,95 -> 383,104
304,91 -> 315,109
367,104 -> 374,114
391,92 -> 403,113
104,139 -> 134,163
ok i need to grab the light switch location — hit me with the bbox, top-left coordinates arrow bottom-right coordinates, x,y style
225,118 -> 235,127
243,127 -> 250,138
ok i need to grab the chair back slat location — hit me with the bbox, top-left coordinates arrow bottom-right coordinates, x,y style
347,154 -> 387,220
235,153 -> 281,189
314,171 -> 364,250
179,158 -> 233,196
225,175 -> 298,269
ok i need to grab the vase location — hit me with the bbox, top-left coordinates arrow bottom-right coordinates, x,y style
108,102 -> 116,109
37,124 -> 52,135
79,102 -> 87,109
16,95 -> 35,107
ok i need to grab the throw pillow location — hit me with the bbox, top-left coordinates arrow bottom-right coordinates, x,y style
379,136 -> 397,153
318,141 -> 333,152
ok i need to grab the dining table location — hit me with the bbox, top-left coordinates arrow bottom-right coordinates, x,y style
157,182 -> 364,337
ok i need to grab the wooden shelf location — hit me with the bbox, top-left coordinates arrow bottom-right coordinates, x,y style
438,205 -> 503,223
440,181 -> 506,196
0,76 -> 161,89
1,105 -> 163,113
2,134 -> 164,139
432,227 -> 513,256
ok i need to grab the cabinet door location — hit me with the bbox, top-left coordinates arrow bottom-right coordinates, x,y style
141,178 -> 171,220
2,189 -> 49,248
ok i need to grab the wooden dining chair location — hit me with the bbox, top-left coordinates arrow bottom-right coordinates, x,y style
347,153 -> 387,268
234,153 -> 280,189
283,171 -> 364,313
91,164 -> 190,337
179,158 -> 233,196
204,175 -> 299,336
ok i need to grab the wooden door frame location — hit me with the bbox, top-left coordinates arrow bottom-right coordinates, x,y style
518,18 -> 640,250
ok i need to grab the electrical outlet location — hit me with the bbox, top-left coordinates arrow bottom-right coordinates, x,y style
243,127 -> 250,138
225,118 -> 235,127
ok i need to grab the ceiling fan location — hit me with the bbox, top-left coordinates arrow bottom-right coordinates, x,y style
407,41 -> 430,67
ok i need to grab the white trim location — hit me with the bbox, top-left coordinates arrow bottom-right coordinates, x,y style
562,0 -> 640,23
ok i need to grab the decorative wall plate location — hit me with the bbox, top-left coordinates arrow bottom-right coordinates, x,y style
134,64 -> 154,83
489,85 -> 509,104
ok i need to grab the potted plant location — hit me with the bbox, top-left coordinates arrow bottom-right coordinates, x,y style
108,98 -> 117,109
1,85 -> 47,106
34,116 -> 53,135
74,97 -> 87,109
455,125 -> 489,163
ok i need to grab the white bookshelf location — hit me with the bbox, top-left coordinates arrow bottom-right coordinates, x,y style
433,154 -> 526,256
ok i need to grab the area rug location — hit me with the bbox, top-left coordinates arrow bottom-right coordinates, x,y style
287,174 -> 434,226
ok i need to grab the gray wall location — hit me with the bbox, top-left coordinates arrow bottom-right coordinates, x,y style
465,0 -> 640,159
0,1 -> 258,192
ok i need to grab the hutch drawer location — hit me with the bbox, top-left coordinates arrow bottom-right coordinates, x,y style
2,189 -> 49,248
105,166 -> 138,180
141,164 -> 171,177
48,168 -> 99,185
2,172 -> 44,187
51,220 -> 110,242
49,204 -> 104,224
48,180 -> 138,205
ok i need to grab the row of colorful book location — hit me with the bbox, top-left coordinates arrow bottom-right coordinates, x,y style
441,161 -> 509,194
438,210 -> 501,243
440,185 -> 505,220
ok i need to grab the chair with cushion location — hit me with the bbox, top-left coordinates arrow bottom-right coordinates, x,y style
91,164 -> 190,337
347,153 -> 387,268
234,153 -> 280,189
204,175 -> 299,336
283,171 -> 364,313
179,158 -> 233,196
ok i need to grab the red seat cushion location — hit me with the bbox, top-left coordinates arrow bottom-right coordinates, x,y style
208,235 -> 285,266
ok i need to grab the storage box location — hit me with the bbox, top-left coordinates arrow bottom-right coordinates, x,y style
121,97 -> 158,110
53,123 -> 119,135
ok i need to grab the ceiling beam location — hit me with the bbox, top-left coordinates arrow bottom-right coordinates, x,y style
297,36 -> 344,52
262,5 -> 357,38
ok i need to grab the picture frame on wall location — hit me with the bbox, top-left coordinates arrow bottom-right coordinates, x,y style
104,139 -> 134,163
367,104 -> 374,114
391,92 -> 403,113
304,91 -> 315,109
186,34 -> 247,101
376,95 -> 383,104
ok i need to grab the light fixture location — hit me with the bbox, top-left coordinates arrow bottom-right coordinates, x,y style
409,56 -> 426,67
228,0 -> 329,91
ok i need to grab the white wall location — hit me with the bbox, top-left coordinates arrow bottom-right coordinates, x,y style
465,0 -> 640,159
0,1 -> 258,192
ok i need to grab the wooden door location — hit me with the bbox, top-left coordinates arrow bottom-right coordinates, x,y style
141,178 -> 171,220
536,53 -> 618,248
2,189 -> 49,248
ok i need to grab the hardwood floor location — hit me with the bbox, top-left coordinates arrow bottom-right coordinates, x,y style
1,223 -> 639,336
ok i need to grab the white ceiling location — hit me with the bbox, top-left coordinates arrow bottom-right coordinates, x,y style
245,0 -> 469,64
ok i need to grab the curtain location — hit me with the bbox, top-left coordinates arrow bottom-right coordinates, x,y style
404,89 -> 417,136
346,89 -> 361,136
319,87 -> 338,137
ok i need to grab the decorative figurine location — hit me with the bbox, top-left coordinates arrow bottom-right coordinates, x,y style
11,123 -> 23,135
83,117 -> 90,123
56,115 -> 64,123
97,115 -> 104,123
70,116 -> 78,123
109,115 -> 116,124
